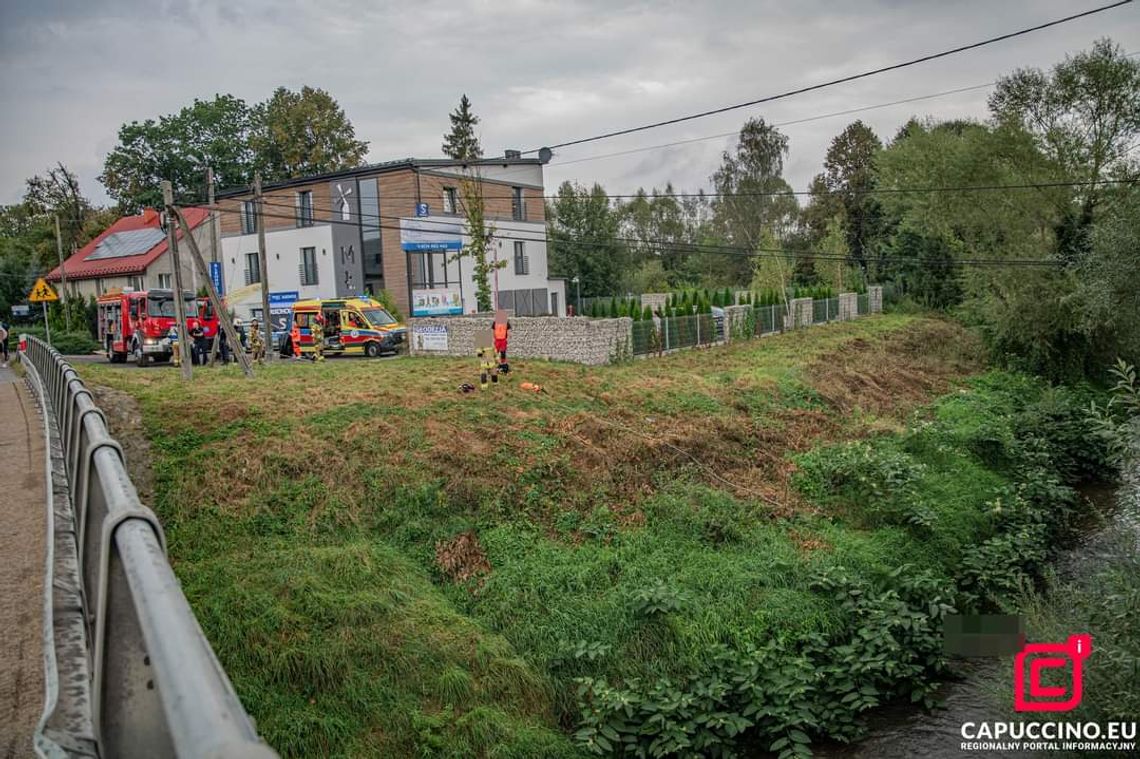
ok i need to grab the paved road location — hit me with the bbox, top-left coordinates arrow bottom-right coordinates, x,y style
0,361 -> 46,759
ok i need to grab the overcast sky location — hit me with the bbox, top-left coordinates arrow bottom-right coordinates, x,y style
1,0 -> 1136,207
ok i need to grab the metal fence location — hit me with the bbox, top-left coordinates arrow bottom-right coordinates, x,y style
631,313 -> 720,355
21,336 -> 277,759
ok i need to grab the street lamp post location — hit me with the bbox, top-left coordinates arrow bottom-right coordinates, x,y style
571,276 -> 581,316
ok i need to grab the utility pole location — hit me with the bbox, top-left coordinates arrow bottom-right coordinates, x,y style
162,181 -> 193,380
207,168 -> 222,365
53,215 -> 71,331
254,173 -> 275,361
171,206 -> 254,378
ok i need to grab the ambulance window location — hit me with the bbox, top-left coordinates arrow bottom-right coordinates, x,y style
361,308 -> 396,326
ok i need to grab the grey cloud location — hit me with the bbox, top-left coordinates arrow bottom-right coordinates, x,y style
1,0 -> 1136,206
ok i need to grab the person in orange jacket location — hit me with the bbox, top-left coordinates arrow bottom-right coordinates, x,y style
493,316 -> 510,374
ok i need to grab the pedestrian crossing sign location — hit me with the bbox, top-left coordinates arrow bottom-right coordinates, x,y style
29,278 -> 59,303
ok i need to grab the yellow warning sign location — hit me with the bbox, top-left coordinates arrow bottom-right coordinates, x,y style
29,277 -> 59,303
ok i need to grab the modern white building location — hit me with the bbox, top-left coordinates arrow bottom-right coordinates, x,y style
216,155 -> 566,330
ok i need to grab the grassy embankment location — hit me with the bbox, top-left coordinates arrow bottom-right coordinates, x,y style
80,314 -> 1106,757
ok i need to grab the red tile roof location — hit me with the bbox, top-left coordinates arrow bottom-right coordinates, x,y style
46,207 -> 210,281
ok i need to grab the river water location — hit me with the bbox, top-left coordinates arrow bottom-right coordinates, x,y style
819,466 -> 1140,759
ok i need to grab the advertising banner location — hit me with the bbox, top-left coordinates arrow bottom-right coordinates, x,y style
209,261 -> 225,296
411,288 -> 462,316
412,324 -> 449,352
400,218 -> 463,251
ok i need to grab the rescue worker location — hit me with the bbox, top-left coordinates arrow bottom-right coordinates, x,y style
493,317 -> 511,374
478,346 -> 498,389
291,316 -> 302,360
249,319 -> 265,365
189,320 -> 207,366
311,313 -> 325,362
167,325 -> 181,367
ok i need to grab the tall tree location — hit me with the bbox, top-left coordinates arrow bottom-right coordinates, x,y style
101,94 -> 257,211
710,118 -> 798,284
989,38 -> 1140,261
251,86 -> 369,180
547,182 -> 628,297
442,95 -> 483,160
450,176 -> 503,312
821,120 -> 883,269
618,184 -> 694,289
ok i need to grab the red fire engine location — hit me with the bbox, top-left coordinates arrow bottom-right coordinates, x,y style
97,289 -> 218,366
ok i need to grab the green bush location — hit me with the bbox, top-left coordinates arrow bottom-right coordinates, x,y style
17,326 -> 100,355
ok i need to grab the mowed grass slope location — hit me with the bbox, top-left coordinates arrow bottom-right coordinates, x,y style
81,314 -> 987,756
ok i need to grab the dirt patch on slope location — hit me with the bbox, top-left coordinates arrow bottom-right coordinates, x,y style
89,384 -> 155,508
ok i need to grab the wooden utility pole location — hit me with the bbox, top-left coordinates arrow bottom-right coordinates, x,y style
254,173 -> 275,361
162,181 -> 193,380
170,206 -> 254,378
53,215 -> 71,331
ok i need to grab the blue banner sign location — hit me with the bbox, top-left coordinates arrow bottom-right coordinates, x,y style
209,261 -> 224,296
268,291 -> 299,304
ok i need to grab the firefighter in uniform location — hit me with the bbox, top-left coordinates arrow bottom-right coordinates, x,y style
311,314 -> 325,362
478,346 -> 497,388
167,325 -> 181,367
249,319 -> 265,365
291,315 -> 302,359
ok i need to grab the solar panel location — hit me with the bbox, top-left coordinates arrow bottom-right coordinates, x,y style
85,228 -> 166,261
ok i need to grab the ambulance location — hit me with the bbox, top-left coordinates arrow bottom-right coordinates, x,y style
280,297 -> 406,358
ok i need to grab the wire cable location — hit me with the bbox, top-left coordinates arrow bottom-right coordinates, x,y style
203,202 -> 1064,268
549,82 -> 999,167
521,0 -> 1135,154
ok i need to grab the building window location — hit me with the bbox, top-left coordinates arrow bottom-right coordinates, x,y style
443,187 -> 459,214
245,251 -> 261,285
157,273 -> 172,289
513,241 -> 529,275
127,275 -> 144,291
296,191 -> 314,227
511,187 -> 524,220
241,200 -> 257,234
300,247 -> 319,286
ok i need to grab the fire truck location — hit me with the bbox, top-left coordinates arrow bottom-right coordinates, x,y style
97,289 -> 218,366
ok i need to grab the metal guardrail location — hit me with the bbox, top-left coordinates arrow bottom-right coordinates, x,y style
21,336 -> 277,759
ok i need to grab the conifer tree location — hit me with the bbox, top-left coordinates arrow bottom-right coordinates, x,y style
442,94 -> 483,160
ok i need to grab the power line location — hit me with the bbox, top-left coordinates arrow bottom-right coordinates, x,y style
202,202 -> 1063,268
521,0 -> 1134,154
549,82 -> 998,167
249,178 -> 1134,209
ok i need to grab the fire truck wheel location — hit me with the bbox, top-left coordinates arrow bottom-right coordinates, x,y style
365,341 -> 381,358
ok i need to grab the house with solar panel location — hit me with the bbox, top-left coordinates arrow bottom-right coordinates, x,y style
45,208 -> 213,300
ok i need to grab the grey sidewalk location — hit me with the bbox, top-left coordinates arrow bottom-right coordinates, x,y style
0,362 -> 46,759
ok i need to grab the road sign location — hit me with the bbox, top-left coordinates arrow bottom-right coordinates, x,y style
415,203 -> 430,217
29,278 -> 59,303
